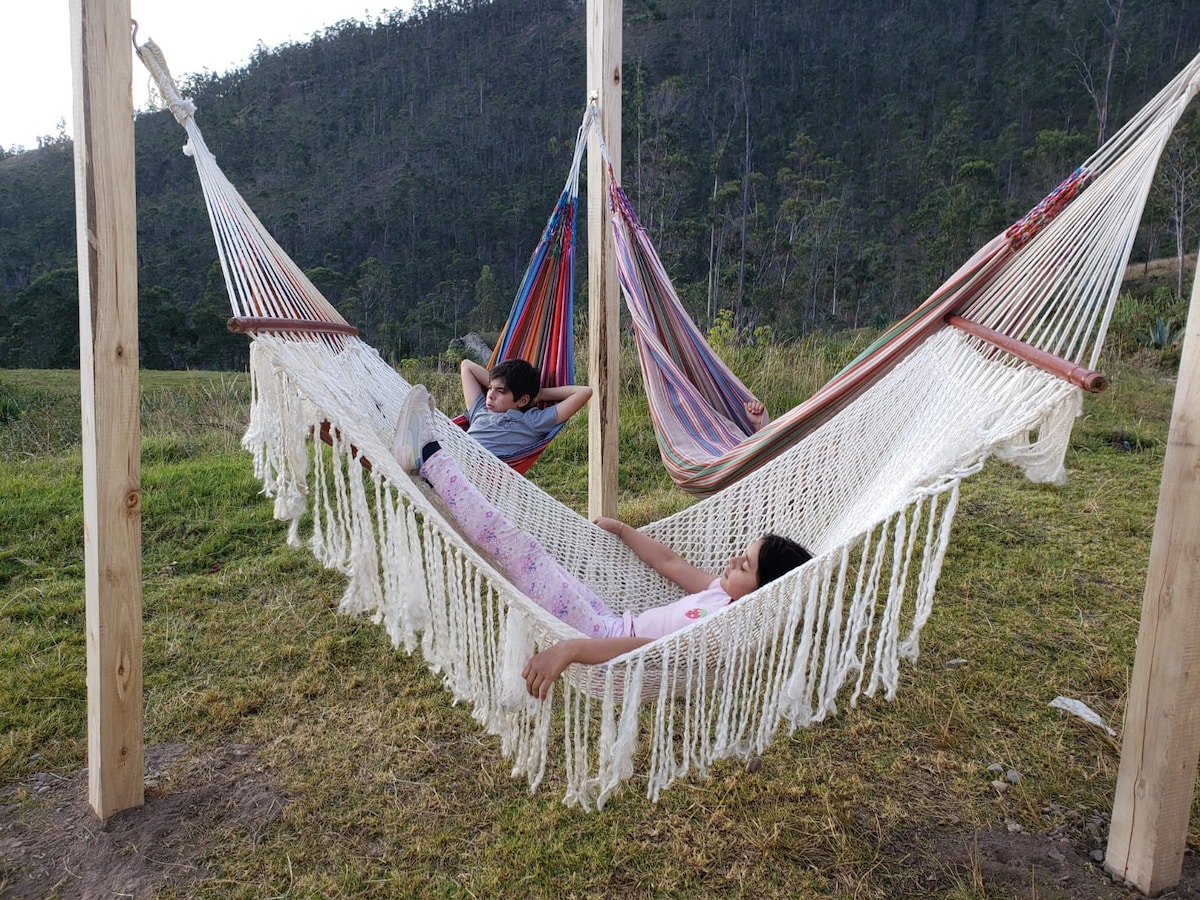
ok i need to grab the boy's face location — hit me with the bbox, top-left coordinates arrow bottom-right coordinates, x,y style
486,377 -> 531,413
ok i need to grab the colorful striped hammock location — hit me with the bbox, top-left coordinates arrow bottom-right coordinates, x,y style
602,135 -> 1107,496
451,106 -> 595,474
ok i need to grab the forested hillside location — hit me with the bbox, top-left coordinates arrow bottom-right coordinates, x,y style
1,0 -> 1198,369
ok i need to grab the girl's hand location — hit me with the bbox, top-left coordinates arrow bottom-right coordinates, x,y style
592,516 -> 623,536
522,642 -> 579,699
522,637 -> 655,699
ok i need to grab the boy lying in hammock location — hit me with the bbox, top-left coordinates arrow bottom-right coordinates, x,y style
394,386 -> 811,699
460,358 -> 592,461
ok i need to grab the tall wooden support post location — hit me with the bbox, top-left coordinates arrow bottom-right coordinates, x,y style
71,0 -> 144,818
1105,256 -> 1200,894
586,0 -> 621,519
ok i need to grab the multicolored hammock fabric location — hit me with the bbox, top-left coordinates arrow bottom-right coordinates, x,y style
451,107 -> 595,474
602,134 -> 1109,496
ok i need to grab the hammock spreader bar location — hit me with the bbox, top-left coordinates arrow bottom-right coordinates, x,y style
229,316 -> 360,338
946,315 -> 1108,393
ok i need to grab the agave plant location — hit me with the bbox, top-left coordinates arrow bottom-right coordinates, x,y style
0,387 -> 20,423
1136,317 -> 1185,350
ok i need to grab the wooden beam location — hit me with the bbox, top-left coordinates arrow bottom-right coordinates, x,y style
1105,248 -> 1200,893
946,315 -> 1108,392
71,0 -> 144,819
586,0 -> 621,520
227,316 -> 359,337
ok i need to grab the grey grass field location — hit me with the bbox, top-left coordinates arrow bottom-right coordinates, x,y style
0,331 -> 1191,897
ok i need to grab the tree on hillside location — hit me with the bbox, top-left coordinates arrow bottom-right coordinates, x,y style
0,288 -> 13,365
401,289 -> 457,358
1022,129 -> 1092,198
1064,0 -> 1131,146
768,134 -> 849,331
191,262 -> 249,370
470,265 -> 507,333
10,268 -> 79,369
343,257 -> 393,345
139,285 -> 192,370
909,104 -> 996,285
1152,111 -> 1200,297
305,266 -> 352,310
733,58 -> 753,327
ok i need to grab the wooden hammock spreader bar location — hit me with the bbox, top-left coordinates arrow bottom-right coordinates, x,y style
227,316 -> 360,337
316,421 -> 372,470
946,315 -> 1108,393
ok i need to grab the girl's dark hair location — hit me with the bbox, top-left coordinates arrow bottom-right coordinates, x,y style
757,533 -> 812,587
490,359 -> 541,408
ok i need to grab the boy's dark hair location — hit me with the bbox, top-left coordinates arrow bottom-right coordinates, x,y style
757,533 -> 812,588
490,359 -> 541,409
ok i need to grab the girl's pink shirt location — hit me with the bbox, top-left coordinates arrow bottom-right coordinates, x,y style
628,579 -> 731,639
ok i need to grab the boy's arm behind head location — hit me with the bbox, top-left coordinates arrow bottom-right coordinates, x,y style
549,384 -> 593,425
460,359 -> 489,408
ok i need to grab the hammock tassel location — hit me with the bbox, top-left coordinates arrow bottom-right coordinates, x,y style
595,660 -> 644,808
993,384 -> 1083,485
498,609 -> 539,715
243,342 -> 310,542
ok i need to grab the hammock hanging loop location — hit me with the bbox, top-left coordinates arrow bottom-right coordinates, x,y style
135,38 -> 197,126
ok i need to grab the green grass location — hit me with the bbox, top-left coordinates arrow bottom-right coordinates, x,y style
0,341 -> 1187,898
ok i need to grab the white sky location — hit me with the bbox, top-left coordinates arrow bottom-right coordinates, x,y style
2,2 -> 406,151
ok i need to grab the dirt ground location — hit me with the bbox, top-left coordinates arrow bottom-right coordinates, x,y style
0,743 -> 284,899
2,742 -> 1199,899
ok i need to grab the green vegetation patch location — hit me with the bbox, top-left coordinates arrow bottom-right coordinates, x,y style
0,344 -> 1188,897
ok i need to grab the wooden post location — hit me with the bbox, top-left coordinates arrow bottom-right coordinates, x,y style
1105,255 -> 1200,893
586,0 -> 621,520
71,0 -> 144,818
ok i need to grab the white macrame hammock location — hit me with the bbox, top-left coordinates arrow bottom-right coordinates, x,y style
137,39 -> 1200,809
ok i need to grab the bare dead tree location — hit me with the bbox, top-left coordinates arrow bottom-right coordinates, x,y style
734,55 -> 752,328
1067,0 -> 1127,147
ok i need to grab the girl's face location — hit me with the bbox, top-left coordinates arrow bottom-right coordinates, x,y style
720,539 -> 764,600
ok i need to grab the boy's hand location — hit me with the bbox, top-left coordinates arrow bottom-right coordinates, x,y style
744,399 -> 768,431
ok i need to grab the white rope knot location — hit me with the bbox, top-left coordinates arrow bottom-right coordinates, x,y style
136,39 -> 196,126
171,97 -> 198,124
156,91 -> 197,127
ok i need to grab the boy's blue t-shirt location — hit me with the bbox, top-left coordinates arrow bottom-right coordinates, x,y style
466,394 -> 559,459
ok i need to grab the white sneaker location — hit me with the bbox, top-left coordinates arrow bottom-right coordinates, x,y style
392,384 -> 432,472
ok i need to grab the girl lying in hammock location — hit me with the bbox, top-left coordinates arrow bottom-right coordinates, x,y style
394,386 -> 811,699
